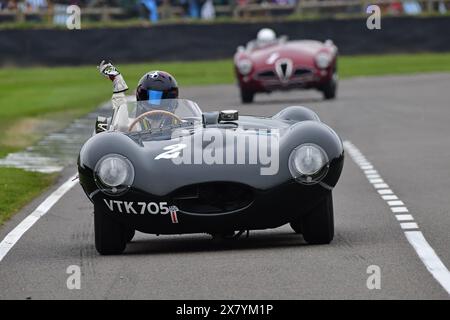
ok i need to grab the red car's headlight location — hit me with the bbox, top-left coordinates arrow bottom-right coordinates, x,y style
315,52 -> 332,69
237,59 -> 253,75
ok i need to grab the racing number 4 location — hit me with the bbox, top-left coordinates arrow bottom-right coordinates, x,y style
155,143 -> 186,160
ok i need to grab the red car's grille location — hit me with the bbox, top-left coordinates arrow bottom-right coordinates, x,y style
257,70 -> 276,78
256,68 -> 313,80
294,68 -> 313,76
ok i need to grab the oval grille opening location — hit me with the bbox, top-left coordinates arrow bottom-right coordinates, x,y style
171,182 -> 254,214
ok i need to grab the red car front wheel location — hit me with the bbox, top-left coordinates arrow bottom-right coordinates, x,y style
240,88 -> 255,104
321,71 -> 338,100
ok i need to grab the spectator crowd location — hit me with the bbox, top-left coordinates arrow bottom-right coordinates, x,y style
0,0 -> 47,11
0,1 -> 448,23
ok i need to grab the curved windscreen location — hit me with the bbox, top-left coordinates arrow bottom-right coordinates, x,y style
246,36 -> 288,51
118,99 -> 203,132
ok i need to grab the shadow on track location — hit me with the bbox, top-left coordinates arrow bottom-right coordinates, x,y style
124,231 -> 308,256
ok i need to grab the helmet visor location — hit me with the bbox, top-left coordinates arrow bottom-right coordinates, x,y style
148,90 -> 163,105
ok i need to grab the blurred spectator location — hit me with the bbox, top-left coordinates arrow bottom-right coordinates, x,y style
5,0 -> 19,10
26,0 -> 47,11
438,0 -> 447,13
201,0 -> 214,19
188,0 -> 200,18
403,0 -> 422,15
180,0 -> 200,18
386,1 -> 403,15
140,0 -> 159,22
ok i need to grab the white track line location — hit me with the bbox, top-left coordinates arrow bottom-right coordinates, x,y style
391,207 -> 409,213
0,175 -> 78,263
344,141 -> 450,295
378,189 -> 393,195
387,200 -> 404,206
382,195 -> 398,200
400,222 -> 419,230
405,231 -> 450,289
395,214 -> 414,221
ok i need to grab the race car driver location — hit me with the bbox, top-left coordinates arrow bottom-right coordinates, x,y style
256,28 -> 277,44
98,60 -> 179,132
247,28 -> 279,51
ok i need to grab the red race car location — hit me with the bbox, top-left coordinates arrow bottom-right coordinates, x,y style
234,28 -> 338,103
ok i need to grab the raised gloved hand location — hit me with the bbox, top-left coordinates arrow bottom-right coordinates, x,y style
98,60 -> 128,93
98,60 -> 120,77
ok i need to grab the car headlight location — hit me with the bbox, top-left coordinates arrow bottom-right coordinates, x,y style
315,52 -> 332,69
94,154 -> 134,195
237,59 -> 253,75
289,144 -> 329,184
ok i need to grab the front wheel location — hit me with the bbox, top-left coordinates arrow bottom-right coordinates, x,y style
240,88 -> 254,104
94,208 -> 127,255
125,228 -> 135,243
321,72 -> 338,100
291,192 -> 334,244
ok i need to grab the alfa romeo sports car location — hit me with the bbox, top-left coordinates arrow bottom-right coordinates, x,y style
78,99 -> 344,255
234,34 -> 338,103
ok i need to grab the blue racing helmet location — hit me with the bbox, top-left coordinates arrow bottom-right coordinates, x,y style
136,71 -> 179,103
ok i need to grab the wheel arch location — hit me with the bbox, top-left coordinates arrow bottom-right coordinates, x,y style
273,106 -> 321,122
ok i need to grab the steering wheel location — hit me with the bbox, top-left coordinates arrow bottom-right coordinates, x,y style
128,110 -> 182,132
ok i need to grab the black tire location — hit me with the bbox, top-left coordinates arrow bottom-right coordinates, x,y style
240,88 -> 254,104
94,208 -> 127,255
292,192 -> 334,244
321,72 -> 337,100
125,228 -> 135,243
290,219 -> 302,234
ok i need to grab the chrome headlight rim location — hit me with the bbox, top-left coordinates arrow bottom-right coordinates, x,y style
237,59 -> 253,75
315,52 -> 332,69
289,143 -> 329,185
94,154 -> 135,196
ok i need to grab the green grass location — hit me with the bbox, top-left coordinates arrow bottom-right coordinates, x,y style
1,52 -> 450,225
0,168 -> 56,225
339,53 -> 450,78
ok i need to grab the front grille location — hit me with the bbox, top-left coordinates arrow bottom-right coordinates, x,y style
171,182 -> 254,214
257,70 -> 276,79
294,68 -> 313,76
257,67 -> 313,81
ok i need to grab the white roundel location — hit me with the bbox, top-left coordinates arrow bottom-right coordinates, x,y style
257,28 -> 276,43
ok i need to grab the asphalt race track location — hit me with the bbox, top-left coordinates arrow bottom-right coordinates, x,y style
1,73 -> 450,299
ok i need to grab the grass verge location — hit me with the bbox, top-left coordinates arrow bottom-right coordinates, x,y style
1,52 -> 450,225
0,168 -> 56,225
